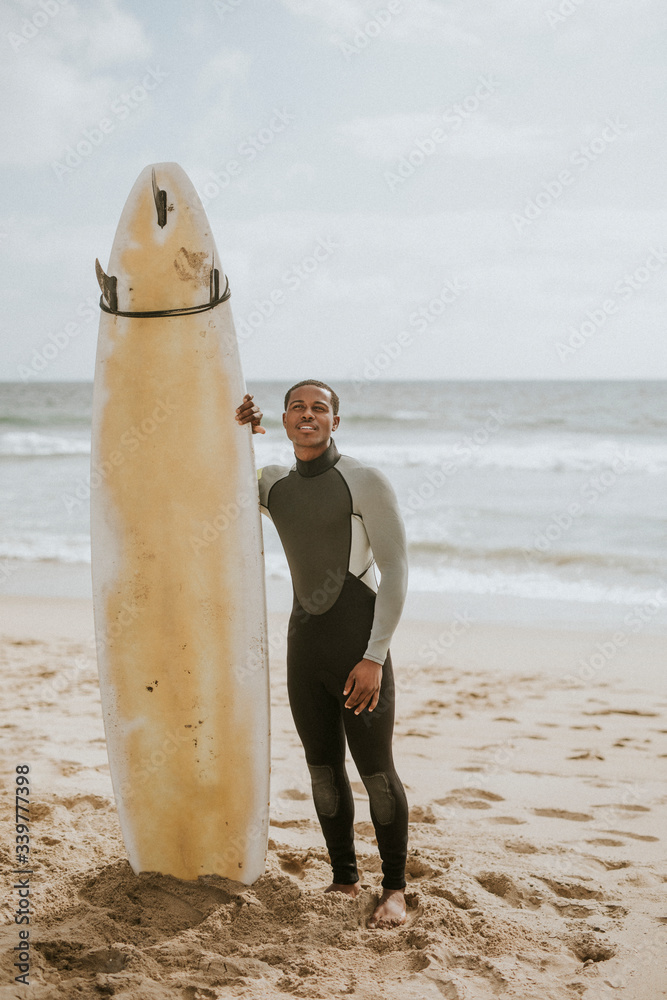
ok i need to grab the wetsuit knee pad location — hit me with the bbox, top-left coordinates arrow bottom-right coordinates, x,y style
307,764 -> 339,818
360,772 -> 396,825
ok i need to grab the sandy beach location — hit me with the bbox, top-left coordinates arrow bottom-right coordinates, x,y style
1,595 -> 665,999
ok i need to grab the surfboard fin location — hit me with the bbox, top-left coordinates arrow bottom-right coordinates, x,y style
95,259 -> 118,313
152,168 -> 168,228
210,254 -> 220,303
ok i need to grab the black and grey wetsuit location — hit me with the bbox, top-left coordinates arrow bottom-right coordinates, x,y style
258,437 -> 409,889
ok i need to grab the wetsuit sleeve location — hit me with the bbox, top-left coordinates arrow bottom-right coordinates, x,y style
257,464 -> 292,521
354,468 -> 408,665
257,468 -> 269,515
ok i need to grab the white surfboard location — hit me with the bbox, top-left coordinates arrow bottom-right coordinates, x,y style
90,162 -> 269,883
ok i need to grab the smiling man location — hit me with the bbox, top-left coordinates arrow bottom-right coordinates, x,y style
235,380 -> 409,929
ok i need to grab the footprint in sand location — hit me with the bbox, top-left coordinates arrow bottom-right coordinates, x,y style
404,855 -> 446,880
583,708 -> 659,717
79,861 -> 232,933
504,839 -> 539,854
278,852 -> 313,878
475,870 -> 545,908
278,788 -> 310,801
435,788 -> 504,811
533,808 -> 593,822
270,818 -> 314,829
59,762 -> 84,777
57,794 -> 110,811
551,900 -> 596,918
36,943 -> 128,975
408,805 -> 438,824
27,802 -> 52,822
568,931 -> 616,963
595,803 -> 650,812
536,876 -> 603,901
603,829 -> 659,842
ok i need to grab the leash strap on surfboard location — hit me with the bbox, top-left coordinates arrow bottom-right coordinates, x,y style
95,259 -> 231,318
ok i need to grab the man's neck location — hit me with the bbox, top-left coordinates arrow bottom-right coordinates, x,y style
294,438 -> 340,478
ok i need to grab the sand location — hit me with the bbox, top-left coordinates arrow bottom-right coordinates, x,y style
0,595 -> 666,999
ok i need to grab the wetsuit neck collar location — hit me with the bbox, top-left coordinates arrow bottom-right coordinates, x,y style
295,437 -> 340,477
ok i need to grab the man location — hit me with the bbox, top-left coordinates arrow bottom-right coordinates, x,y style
235,380 -> 409,929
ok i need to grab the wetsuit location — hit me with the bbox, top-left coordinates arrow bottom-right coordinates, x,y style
257,436 -> 409,889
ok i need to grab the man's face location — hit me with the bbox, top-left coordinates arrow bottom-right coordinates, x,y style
283,384 -> 340,450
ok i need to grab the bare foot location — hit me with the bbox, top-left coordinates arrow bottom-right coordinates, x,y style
325,882 -> 360,898
368,888 -> 406,929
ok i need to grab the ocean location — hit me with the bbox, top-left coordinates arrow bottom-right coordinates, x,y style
1,380 -> 666,630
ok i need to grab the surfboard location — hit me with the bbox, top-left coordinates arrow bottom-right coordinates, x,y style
90,162 -> 270,883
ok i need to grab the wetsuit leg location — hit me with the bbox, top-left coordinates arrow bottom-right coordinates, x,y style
286,574 -> 408,890
287,609 -> 359,885
340,649 -> 409,891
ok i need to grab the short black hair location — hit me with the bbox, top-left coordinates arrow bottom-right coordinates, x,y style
284,380 -> 339,415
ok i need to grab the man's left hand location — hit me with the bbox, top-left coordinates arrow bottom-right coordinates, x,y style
343,659 -> 383,714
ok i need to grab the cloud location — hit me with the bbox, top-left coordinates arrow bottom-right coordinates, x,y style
195,49 -> 252,99
340,112 -> 556,163
0,0 -> 153,167
279,0 -> 370,32
340,113 -> 443,161
281,0 -> 482,47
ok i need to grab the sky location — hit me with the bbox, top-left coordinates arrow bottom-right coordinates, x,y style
1,0 -> 667,381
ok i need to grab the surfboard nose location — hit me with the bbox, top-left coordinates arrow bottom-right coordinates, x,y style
100,162 -> 224,315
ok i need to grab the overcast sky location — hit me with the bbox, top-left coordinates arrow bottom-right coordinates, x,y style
2,0 -> 666,381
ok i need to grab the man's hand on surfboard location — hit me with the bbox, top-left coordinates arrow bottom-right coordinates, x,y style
343,659 -> 383,714
235,393 -> 265,434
